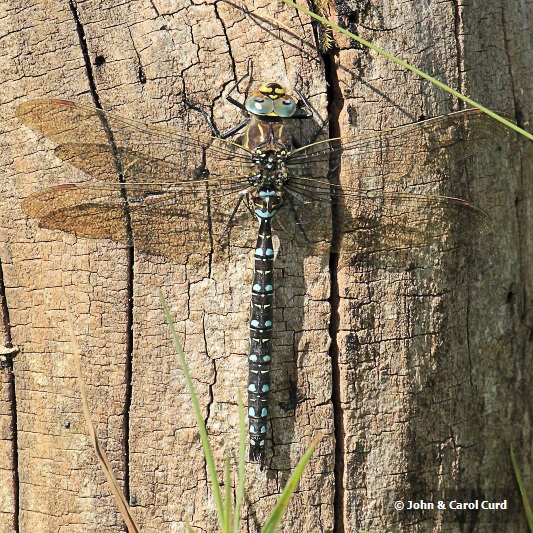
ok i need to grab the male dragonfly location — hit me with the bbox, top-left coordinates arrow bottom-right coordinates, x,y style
17,76 -> 510,468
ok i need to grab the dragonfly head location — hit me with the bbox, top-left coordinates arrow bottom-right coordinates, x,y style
245,82 -> 298,118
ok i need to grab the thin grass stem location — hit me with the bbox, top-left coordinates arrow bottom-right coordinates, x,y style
261,436 -> 323,533
233,391 -> 246,533
511,445 -> 533,531
159,290 -> 226,528
224,450 -> 232,533
281,0 -> 532,142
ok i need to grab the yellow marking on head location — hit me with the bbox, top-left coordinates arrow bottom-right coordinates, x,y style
258,82 -> 286,100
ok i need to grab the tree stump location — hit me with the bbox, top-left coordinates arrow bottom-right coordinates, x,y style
0,0 -> 531,531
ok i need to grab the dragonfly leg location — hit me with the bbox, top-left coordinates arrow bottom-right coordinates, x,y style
226,59 -> 253,113
183,97 -> 221,137
218,118 -> 251,140
307,113 -> 331,144
292,84 -> 314,120
218,193 -> 247,242
290,113 -> 330,148
183,98 -> 250,139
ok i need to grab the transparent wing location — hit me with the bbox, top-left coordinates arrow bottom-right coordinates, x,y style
276,176 -> 491,257
53,143 -> 181,183
22,179 -> 258,261
17,99 -> 253,182
16,98 -> 258,261
277,108 -> 507,262
287,109 -> 512,189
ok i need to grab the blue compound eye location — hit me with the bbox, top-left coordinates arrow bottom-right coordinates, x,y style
273,96 -> 297,117
245,94 -> 274,115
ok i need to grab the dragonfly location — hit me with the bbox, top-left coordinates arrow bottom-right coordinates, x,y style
17,76 -> 510,468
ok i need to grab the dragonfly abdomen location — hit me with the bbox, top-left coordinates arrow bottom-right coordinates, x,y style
248,189 -> 281,467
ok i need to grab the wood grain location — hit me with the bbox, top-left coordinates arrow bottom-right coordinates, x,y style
0,0 -> 530,531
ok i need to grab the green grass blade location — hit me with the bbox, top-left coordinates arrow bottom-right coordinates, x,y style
224,449 -> 232,533
281,0 -> 532,142
233,391 -> 246,533
511,445 -> 533,531
185,519 -> 196,533
261,436 -> 322,533
159,290 -> 225,528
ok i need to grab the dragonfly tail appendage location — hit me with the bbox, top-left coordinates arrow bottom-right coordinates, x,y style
249,443 -> 266,470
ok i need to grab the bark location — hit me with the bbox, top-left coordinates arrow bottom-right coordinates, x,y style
0,0 -> 531,532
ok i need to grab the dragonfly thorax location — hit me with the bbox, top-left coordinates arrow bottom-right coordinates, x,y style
248,148 -> 289,187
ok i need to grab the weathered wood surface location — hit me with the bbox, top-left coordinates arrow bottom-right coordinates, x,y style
0,0 -> 530,532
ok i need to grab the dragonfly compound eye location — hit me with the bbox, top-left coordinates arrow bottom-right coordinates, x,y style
273,96 -> 297,118
245,93 -> 274,115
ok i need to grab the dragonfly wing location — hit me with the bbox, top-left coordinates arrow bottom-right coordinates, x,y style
53,142 -> 253,186
22,180 -> 258,261
288,109 -> 512,188
281,176 -> 491,255
334,189 -> 491,254
53,143 -> 178,183
17,99 -> 252,182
